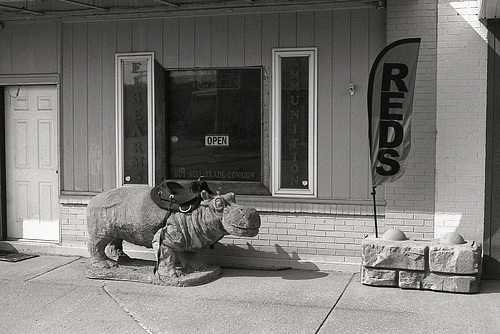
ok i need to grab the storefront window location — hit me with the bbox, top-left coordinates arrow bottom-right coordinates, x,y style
116,53 -> 155,186
272,48 -> 317,197
167,68 -> 262,184
116,58 -> 263,192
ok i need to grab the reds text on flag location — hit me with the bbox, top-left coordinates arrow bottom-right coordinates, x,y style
368,38 -> 421,186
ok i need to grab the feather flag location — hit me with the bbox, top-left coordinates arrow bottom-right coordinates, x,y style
368,38 -> 421,186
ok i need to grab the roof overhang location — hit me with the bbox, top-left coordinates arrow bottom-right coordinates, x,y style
0,0 -> 377,22
480,0 -> 500,20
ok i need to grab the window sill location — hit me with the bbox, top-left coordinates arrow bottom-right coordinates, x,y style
237,195 -> 386,216
59,190 -> 386,217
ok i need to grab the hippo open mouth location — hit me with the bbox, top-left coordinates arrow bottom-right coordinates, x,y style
230,225 -> 259,237
228,209 -> 261,237
216,197 -> 261,237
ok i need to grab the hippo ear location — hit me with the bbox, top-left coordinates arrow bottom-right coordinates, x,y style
201,190 -> 212,201
224,192 -> 236,203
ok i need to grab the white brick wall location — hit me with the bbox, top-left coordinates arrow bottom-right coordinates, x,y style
435,0 -> 487,241
59,200 -> 381,270
209,213 -> 378,269
60,205 -> 88,248
385,0 -> 438,239
385,0 -> 487,243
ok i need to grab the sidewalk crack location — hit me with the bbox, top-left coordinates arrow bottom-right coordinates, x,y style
314,272 -> 356,334
24,256 -> 82,282
102,283 -> 154,334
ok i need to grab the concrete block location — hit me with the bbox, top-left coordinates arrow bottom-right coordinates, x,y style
362,237 -> 427,270
398,270 -> 480,293
421,273 -> 480,294
361,234 -> 482,293
429,242 -> 482,275
399,270 -> 426,289
361,267 -> 398,287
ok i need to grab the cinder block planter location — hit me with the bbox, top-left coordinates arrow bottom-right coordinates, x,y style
361,230 -> 482,293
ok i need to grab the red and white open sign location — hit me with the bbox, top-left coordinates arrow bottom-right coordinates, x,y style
205,135 -> 229,147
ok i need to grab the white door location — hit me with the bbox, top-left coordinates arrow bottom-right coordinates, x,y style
5,85 -> 59,241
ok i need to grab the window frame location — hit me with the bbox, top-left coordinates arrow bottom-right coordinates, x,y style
271,48 -> 318,197
165,66 -> 269,195
115,52 -> 156,187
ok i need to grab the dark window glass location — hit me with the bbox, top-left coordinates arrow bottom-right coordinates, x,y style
167,68 -> 262,183
123,59 -> 149,184
280,57 -> 309,189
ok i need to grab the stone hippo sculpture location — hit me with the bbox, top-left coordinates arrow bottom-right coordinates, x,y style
152,190 -> 260,277
86,186 -> 260,277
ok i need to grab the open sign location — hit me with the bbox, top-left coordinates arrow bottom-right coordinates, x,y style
205,135 -> 229,147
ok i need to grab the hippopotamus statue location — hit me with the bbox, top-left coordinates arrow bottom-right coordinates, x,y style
86,186 -> 260,277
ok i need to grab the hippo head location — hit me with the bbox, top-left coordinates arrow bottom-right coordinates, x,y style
201,191 -> 260,237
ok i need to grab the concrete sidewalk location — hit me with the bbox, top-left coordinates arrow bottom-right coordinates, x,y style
0,255 -> 499,334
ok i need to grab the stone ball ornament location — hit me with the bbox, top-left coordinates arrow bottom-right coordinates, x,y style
382,228 -> 408,241
438,231 -> 466,245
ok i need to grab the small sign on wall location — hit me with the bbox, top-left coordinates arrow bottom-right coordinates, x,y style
205,135 -> 229,147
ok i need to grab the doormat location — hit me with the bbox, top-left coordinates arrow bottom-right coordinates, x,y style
0,251 -> 39,262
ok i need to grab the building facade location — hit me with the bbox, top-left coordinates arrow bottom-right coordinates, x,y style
0,0 -> 496,276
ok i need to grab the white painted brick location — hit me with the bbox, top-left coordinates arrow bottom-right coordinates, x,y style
325,231 -> 346,238
297,236 -> 316,243
278,235 -> 297,242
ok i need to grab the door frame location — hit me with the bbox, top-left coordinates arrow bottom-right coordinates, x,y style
485,22 -> 500,279
0,74 -> 60,241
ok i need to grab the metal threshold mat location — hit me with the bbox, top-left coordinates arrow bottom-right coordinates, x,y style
0,251 -> 39,262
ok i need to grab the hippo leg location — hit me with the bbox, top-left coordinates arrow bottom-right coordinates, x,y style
88,237 -> 118,269
155,248 -> 183,278
106,239 -> 131,263
178,252 -> 208,273
159,252 -> 183,278
152,232 -> 183,278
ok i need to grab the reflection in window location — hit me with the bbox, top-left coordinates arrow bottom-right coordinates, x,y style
167,68 -> 262,183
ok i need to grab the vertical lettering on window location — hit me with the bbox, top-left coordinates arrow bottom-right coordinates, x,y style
272,48 -> 317,196
123,59 -> 148,184
279,56 -> 309,189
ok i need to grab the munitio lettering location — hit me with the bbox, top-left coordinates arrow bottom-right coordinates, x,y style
289,59 -> 301,186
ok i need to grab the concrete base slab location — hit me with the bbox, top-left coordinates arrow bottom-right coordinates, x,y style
85,258 -> 221,287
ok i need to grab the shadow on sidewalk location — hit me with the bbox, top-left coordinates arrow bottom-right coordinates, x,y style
220,267 -> 329,280
478,280 -> 500,295
205,243 -> 331,280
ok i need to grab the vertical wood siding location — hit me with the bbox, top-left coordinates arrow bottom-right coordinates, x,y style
56,8 -> 385,199
72,23 -> 89,191
331,10 -> 351,198
0,22 -> 60,75
316,10 -> 333,199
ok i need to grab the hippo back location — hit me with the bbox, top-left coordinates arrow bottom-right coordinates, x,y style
87,186 -> 170,248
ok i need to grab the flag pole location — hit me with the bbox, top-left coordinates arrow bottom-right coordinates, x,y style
371,186 -> 378,238
366,38 -> 421,239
